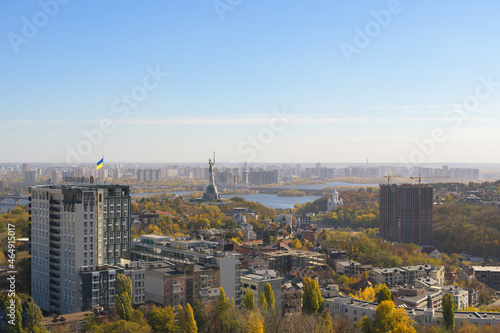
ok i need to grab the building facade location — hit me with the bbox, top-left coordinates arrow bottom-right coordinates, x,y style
30,184 -> 131,314
380,184 -> 434,245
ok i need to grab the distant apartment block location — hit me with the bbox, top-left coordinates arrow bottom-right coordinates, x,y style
380,184 -> 434,245
371,265 -> 445,286
261,250 -> 326,275
472,266 -> 500,288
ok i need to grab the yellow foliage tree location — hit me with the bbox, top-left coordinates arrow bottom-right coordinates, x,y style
373,300 -> 416,333
350,286 -> 376,302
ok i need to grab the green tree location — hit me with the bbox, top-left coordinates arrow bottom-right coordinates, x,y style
215,287 -> 234,332
3,292 -> 23,333
377,284 -> 392,304
25,297 -> 46,333
147,305 -> 178,333
178,303 -> 198,333
263,230 -> 271,244
244,287 -> 255,311
115,291 -> 133,321
258,292 -> 268,310
263,282 -> 275,310
116,273 -> 133,297
115,274 -> 133,321
442,293 -> 455,331
192,300 -> 206,332
302,277 -> 324,314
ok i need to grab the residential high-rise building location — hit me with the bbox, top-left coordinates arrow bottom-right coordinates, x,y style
30,184 -> 131,314
379,184 -> 433,245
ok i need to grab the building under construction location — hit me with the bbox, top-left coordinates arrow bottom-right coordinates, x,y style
379,184 -> 434,246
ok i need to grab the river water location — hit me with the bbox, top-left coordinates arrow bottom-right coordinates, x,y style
130,181 -> 379,210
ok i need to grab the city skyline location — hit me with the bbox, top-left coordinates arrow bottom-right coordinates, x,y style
2,1 -> 500,163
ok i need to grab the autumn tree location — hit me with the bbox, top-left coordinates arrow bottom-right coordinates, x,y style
372,300 -> 416,333
315,310 -> 333,333
350,286 -> 376,302
442,293 -> 455,331
302,277 -> 324,314
244,287 -> 255,311
147,305 -> 178,333
214,287 -> 242,332
259,292 -> 268,310
264,282 -> 275,310
178,303 -> 198,333
245,309 -> 265,333
376,284 -> 392,304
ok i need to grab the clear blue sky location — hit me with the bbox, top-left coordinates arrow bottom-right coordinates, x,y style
1,0 -> 500,164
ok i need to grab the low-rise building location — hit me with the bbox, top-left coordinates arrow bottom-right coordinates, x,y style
335,261 -> 362,276
395,287 -> 442,310
241,269 -> 283,314
443,286 -> 469,310
472,266 -> 500,288
261,250 -> 326,275
324,296 -> 500,328
121,258 -> 146,305
282,285 -> 303,317
371,265 -> 445,286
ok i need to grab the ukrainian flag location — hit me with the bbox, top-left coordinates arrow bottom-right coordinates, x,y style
96,157 -> 104,170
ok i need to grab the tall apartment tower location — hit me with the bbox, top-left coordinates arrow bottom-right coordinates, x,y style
379,184 -> 433,246
30,184 -> 131,314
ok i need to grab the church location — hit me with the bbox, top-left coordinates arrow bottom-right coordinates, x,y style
327,188 -> 343,212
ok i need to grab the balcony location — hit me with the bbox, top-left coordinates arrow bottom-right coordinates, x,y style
49,221 -> 60,227
49,272 -> 60,278
49,199 -> 60,204
49,258 -> 60,264
49,235 -> 60,242
49,279 -> 60,286
49,286 -> 59,293
49,265 -> 60,271
49,250 -> 60,257
49,243 -> 60,249
49,228 -> 60,234
49,214 -> 60,220
50,206 -> 60,212
49,294 -> 60,301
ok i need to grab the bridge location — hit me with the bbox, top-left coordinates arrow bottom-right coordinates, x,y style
0,195 -> 30,205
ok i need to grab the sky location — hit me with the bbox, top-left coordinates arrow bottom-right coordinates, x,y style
1,0 -> 500,165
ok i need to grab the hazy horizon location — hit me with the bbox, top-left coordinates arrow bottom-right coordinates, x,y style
2,1 -> 500,163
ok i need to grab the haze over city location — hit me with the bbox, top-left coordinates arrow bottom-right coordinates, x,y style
2,1 -> 500,163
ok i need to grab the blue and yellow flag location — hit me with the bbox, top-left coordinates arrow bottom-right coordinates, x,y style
96,157 -> 104,170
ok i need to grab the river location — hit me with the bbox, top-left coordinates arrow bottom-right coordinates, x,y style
130,181 -> 379,210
